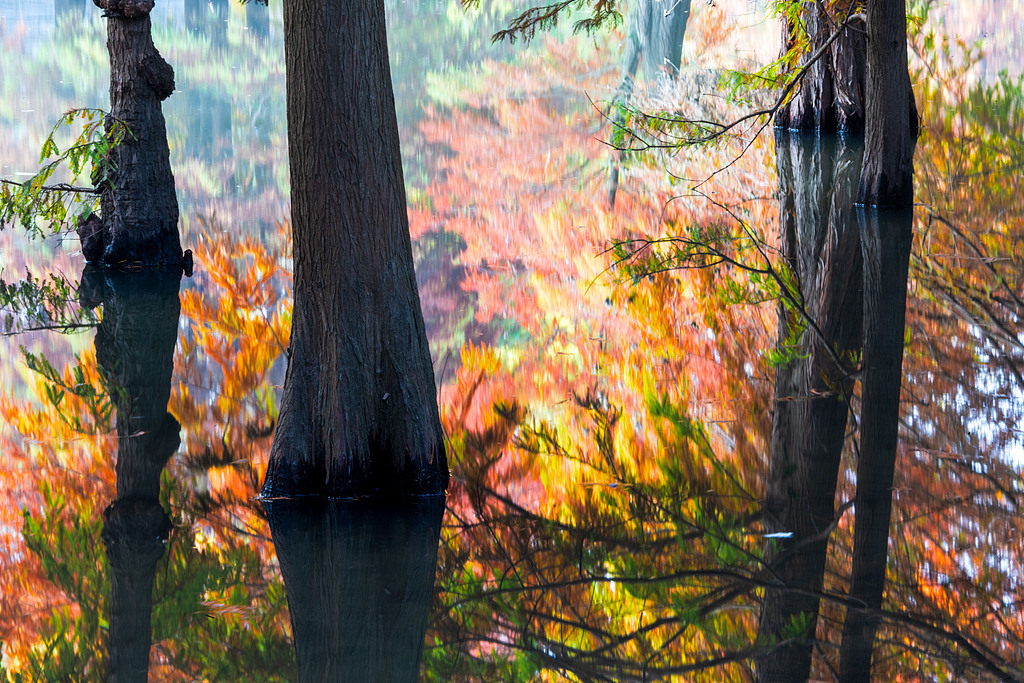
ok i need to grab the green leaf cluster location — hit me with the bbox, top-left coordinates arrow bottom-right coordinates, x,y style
0,109 -> 128,236
22,347 -> 115,434
0,272 -> 98,336
464,0 -> 622,44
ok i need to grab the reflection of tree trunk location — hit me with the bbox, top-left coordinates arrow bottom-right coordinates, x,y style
90,8 -> 182,267
185,0 -> 229,44
265,499 -> 445,682
189,93 -> 233,161
55,0 -> 90,23
247,0 -> 269,42
82,267 -> 182,682
607,0 -> 690,207
837,208 -> 913,683
757,132 -> 863,683
857,0 -> 917,206
624,0 -> 691,86
262,0 -> 447,497
775,2 -> 866,133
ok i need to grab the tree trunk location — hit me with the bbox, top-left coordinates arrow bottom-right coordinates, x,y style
262,0 -> 448,497
82,267 -> 182,681
857,0 -> 918,206
775,1 -> 866,134
608,0 -> 691,207
837,208 -> 913,682
86,4 -> 181,267
757,132 -> 863,682
265,499 -> 445,682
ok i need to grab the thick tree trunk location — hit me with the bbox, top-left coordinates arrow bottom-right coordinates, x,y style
83,4 -> 181,267
82,267 -> 182,681
837,208 -> 913,682
775,1 -> 866,134
756,132 -> 863,683
262,0 -> 448,497
857,0 -> 918,206
265,499 -> 445,682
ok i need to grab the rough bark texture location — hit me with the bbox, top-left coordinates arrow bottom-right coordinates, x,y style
262,0 -> 448,498
85,6 -> 182,267
757,132 -> 864,683
857,0 -> 918,206
265,499 -> 445,682
82,267 -> 182,682
775,2 -> 867,134
837,208 -> 913,682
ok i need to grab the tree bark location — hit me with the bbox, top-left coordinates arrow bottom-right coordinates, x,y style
85,3 -> 182,267
775,1 -> 866,134
262,0 -> 448,497
857,0 -> 918,206
81,267 -> 182,681
265,498 -> 445,682
837,208 -> 913,682
757,132 -> 863,682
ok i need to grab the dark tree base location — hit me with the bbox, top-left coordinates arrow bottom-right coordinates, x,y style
856,168 -> 915,208
263,0 -> 448,499
774,12 -> 866,135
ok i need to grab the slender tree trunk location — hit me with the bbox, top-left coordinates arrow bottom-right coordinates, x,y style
857,0 -> 918,205
84,3 -> 182,267
82,268 -> 182,681
265,499 -> 445,682
607,0 -> 691,207
262,0 -> 448,497
757,132 -> 863,682
775,1 -> 866,134
837,208 -> 913,682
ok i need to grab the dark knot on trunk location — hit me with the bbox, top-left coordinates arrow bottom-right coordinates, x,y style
93,0 -> 154,19
77,212 -> 107,263
141,52 -> 175,101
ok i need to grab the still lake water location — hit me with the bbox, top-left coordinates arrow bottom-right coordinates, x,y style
1,0 -> 1023,680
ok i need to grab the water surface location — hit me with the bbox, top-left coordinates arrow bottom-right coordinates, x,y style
1,0 -> 1023,680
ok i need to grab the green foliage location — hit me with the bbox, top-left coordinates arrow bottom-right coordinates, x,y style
0,109 -> 128,236
21,348 -> 115,434
152,477 -> 296,680
14,482 -> 109,683
610,102 -> 729,151
0,271 -> 98,336
9,473 -> 296,682
965,71 -> 1024,159
718,44 -> 802,107
463,0 -> 622,44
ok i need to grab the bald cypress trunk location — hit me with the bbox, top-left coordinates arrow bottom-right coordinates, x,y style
757,132 -> 863,682
775,1 -> 866,134
262,0 -> 448,497
837,208 -> 913,682
607,0 -> 691,207
81,3 -> 181,267
857,0 -> 918,206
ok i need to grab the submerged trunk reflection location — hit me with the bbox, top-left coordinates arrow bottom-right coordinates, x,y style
838,207 -> 914,682
265,499 -> 445,682
80,267 -> 183,681
757,132 -> 864,682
